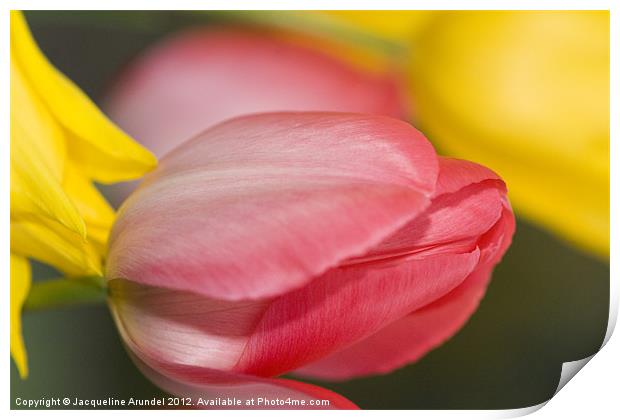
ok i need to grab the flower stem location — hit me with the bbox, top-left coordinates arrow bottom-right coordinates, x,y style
24,276 -> 108,311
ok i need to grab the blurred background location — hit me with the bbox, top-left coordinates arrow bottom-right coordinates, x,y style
11,11 -> 609,409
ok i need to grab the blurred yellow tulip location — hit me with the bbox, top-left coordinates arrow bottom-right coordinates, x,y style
410,11 -> 609,258
302,11 -> 435,75
301,11 -> 609,258
10,11 -> 157,377
222,10 -> 433,75
316,10 -> 435,44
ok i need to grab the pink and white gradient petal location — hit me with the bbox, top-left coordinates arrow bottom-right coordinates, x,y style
106,113 -> 439,301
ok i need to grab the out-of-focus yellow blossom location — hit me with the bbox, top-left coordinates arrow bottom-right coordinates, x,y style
307,11 -> 609,258
410,11 -> 609,258
226,10 -> 433,75
284,11 -> 434,74
314,10 -> 435,45
10,11 -> 157,377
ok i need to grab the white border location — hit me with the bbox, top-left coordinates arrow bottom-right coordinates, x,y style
3,2 -> 617,419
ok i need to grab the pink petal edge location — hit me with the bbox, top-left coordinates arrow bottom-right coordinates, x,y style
123,338 -> 358,409
295,206 -> 515,380
106,113 -> 439,301
235,249 -> 481,377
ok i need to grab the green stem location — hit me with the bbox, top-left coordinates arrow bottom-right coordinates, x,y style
24,276 -> 108,311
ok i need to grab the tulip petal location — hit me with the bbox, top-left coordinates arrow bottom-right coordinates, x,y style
235,249 -> 480,377
152,113 -> 437,193
345,157 -> 505,264
127,348 -> 358,409
10,253 -> 30,379
10,11 -> 156,183
295,266 -> 494,381
109,289 -> 356,410
433,157 -> 503,197
108,279 -> 267,372
295,207 -> 515,380
107,113 -> 439,300
354,182 -> 503,263
104,28 -> 405,159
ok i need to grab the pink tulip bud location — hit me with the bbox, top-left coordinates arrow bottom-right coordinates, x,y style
103,28 -> 407,207
106,113 -> 514,409
104,27 -> 406,159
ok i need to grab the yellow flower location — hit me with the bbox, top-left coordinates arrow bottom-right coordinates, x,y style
314,10 -> 435,45
285,11 -> 434,74
10,11 -> 157,378
410,11 -> 609,258
308,11 -> 609,258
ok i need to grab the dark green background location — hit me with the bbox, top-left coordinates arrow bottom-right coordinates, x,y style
11,11 -> 610,410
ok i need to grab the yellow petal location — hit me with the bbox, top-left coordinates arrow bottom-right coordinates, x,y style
411,11 -> 609,257
11,253 -> 31,379
417,105 -> 609,257
10,11 -> 157,184
11,219 -> 102,277
317,10 -> 435,44
10,58 -> 85,238
9,55 -> 64,179
63,163 -> 115,252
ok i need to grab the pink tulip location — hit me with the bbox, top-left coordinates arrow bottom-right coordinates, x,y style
103,28 -> 406,207
106,113 -> 514,409
104,27 -> 406,159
